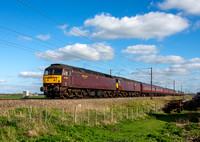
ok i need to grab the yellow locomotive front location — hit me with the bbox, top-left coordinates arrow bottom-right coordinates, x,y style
40,67 -> 63,98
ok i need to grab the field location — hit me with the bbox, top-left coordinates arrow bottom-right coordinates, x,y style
0,95 -> 199,141
0,94 -> 45,99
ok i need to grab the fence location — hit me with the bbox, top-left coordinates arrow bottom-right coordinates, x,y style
5,102 -> 163,126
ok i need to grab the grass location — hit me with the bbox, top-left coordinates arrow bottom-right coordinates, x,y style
0,94 -> 45,99
0,110 -> 199,141
0,98 -> 199,142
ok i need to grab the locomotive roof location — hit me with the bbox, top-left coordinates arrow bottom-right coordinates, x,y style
47,64 -> 113,78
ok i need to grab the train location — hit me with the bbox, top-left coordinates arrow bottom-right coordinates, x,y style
40,64 -> 184,98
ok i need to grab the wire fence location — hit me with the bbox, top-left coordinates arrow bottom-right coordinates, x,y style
4,102 -> 163,126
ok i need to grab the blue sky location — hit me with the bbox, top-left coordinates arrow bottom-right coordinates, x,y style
1,0 -> 200,94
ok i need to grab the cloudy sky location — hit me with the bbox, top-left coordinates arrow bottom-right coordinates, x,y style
1,0 -> 200,93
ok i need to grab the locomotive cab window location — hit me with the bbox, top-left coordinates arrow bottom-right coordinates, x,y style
44,69 -> 62,75
54,69 -> 62,75
44,69 -> 53,75
63,70 -> 68,76
116,79 -> 118,83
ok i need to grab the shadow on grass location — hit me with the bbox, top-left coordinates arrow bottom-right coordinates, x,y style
149,112 -> 200,123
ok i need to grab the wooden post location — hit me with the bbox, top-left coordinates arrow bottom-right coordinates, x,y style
30,105 -> 32,121
126,107 -> 129,119
131,108 -> 133,120
45,105 -> 47,123
39,107 -> 42,123
110,108 -> 113,122
62,107 -> 64,123
136,106 -> 138,118
74,106 -> 77,124
104,106 -> 106,123
88,106 -> 90,125
37,106 -> 39,122
120,107 -> 122,120
95,108 -> 97,125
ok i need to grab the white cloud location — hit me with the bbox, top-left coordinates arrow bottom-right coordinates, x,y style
193,21 -> 200,30
130,67 -> 190,77
153,68 -> 190,76
159,0 -> 200,15
66,27 -> 90,36
84,12 -> 189,40
39,66 -> 47,71
18,36 -> 32,41
0,84 -> 42,94
36,34 -> 51,41
172,63 -> 200,70
36,43 -> 114,62
134,54 -> 200,69
7,75 -> 17,77
135,55 -> 185,64
0,80 -> 6,82
188,57 -> 200,63
19,72 -> 43,79
122,44 -> 158,55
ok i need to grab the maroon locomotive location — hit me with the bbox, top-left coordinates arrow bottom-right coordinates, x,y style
40,64 -> 184,98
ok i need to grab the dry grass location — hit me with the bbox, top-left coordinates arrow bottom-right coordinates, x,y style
0,96 -> 183,116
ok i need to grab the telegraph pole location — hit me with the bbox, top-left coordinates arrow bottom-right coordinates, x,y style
150,67 -> 153,99
173,81 -> 175,90
110,69 -> 112,76
136,67 -> 153,99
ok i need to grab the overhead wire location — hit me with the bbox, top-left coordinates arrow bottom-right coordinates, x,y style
0,14 -> 74,45
17,0 -> 141,71
0,25 -> 61,48
15,0 -> 138,103
0,41 -> 35,53
0,14 -> 129,71
0,23 -> 123,74
2,1 -> 151,79
0,38 -> 109,72
0,25 -> 118,72
0,30 -> 55,51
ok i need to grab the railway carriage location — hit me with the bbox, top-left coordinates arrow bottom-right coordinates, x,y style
114,77 -> 141,97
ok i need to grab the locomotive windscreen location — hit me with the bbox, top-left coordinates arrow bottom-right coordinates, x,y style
44,69 -> 62,75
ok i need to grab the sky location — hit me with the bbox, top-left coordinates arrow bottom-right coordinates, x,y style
0,0 -> 200,94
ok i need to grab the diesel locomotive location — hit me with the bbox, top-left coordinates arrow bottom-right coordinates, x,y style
40,64 -> 184,98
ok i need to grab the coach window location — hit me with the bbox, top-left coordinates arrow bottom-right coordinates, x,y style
63,70 -> 68,76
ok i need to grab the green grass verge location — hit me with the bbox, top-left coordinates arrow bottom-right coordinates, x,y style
0,107 -> 199,142
0,94 -> 45,99
0,114 -> 199,141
